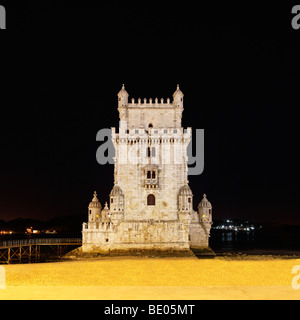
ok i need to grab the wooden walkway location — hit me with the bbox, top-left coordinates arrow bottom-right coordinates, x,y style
0,238 -> 82,264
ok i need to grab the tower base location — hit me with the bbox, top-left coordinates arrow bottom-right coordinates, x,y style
64,246 -> 197,259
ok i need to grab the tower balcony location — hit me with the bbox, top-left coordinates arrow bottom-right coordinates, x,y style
144,178 -> 158,189
145,178 -> 158,185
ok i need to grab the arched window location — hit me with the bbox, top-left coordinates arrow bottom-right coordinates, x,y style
151,147 -> 156,157
152,171 -> 156,179
147,194 -> 155,206
147,147 -> 151,157
149,123 -> 153,128
147,171 -> 152,179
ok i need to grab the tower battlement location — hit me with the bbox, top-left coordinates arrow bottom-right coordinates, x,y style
127,97 -> 176,108
118,84 -> 184,109
117,84 -> 184,129
112,127 -> 191,137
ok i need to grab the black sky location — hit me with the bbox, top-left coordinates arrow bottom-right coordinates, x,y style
1,1 -> 300,224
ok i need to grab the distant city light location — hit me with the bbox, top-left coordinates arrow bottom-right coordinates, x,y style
213,219 -> 257,232
0,230 -> 13,235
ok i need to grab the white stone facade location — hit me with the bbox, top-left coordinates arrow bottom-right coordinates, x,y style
82,85 -> 213,252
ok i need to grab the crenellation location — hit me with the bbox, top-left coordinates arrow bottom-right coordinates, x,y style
126,96 -> 176,109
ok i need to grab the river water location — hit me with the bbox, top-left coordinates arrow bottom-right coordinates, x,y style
1,230 -> 300,257
210,229 -> 300,255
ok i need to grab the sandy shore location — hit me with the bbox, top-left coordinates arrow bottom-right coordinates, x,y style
1,285 -> 299,300
0,256 -> 300,299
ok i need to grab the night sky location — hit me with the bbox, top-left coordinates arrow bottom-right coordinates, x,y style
1,1 -> 300,224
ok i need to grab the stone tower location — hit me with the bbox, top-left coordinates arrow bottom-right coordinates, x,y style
82,85 -> 213,252
88,191 -> 102,225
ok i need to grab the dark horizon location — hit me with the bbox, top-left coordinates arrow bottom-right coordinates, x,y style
1,2 -> 300,226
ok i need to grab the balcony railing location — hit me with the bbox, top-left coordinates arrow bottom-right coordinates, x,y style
145,178 -> 158,185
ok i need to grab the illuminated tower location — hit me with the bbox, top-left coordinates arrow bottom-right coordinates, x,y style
82,85 -> 213,252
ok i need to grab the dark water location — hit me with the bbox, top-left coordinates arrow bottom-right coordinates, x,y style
1,230 -> 300,257
210,229 -> 300,255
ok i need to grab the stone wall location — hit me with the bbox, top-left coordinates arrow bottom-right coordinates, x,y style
82,219 -> 190,252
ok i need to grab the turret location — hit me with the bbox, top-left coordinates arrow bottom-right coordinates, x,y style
110,185 -> 124,223
173,84 -> 184,108
178,185 -> 193,212
88,191 -> 102,223
178,185 -> 193,226
198,194 -> 212,222
117,84 -> 129,107
101,202 -> 111,222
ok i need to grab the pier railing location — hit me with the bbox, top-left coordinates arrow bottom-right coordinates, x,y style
0,238 -> 82,248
